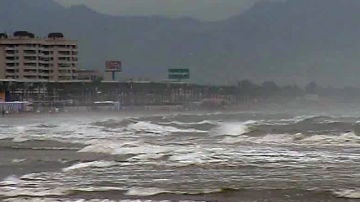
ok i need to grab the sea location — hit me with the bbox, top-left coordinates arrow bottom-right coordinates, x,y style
0,110 -> 359,202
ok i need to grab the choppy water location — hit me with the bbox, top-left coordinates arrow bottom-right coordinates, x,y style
0,111 -> 359,201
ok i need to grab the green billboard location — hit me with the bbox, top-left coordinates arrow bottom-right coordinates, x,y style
168,68 -> 190,80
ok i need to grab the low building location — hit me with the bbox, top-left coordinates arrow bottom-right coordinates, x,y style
77,69 -> 102,81
0,31 -> 78,82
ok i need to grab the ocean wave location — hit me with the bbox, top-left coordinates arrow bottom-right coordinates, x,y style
221,132 -> 360,145
220,133 -> 293,144
333,189 -> 360,199
169,152 -> 208,165
159,120 -> 218,126
0,175 -> 21,186
126,121 -> 206,134
0,187 -> 69,197
126,187 -> 239,196
71,186 -> 124,192
79,141 -> 172,156
62,161 -> 117,172
91,118 -> 137,128
300,132 -> 360,145
4,198 -> 204,202
12,135 -> 30,143
212,120 -> 257,137
125,187 -> 169,196
11,159 -> 26,163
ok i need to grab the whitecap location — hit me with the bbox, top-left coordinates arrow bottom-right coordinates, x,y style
62,161 -> 117,172
159,120 -> 217,126
127,121 -> 206,134
213,120 -> 257,136
0,175 -> 21,186
11,159 -> 26,163
79,143 -> 117,154
334,189 -> 360,199
72,186 -> 124,192
79,141 -> 172,156
12,136 -> 29,142
169,149 -> 214,166
301,132 -> 360,145
125,187 -> 169,196
129,153 -> 166,161
0,187 -> 68,197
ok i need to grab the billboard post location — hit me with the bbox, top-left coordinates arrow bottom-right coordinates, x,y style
105,61 -> 122,81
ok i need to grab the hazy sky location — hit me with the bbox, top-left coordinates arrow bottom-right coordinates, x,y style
54,0 -> 265,21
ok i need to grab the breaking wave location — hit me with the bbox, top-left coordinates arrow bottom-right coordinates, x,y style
213,120 -> 257,136
126,121 -> 206,134
221,132 -> 360,145
333,189 -> 360,199
125,187 -> 169,196
62,161 -> 117,172
79,140 -> 172,156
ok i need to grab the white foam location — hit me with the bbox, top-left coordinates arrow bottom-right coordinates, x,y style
160,120 -> 217,126
79,141 -> 172,156
221,132 -> 360,146
125,187 -> 169,196
0,187 -> 68,197
12,135 -> 29,142
11,159 -> 26,163
214,120 -> 256,136
72,186 -> 124,192
129,153 -> 166,161
127,121 -> 206,134
0,175 -> 21,186
62,161 -> 116,172
334,189 -> 360,199
301,132 -> 360,145
169,151 -> 209,165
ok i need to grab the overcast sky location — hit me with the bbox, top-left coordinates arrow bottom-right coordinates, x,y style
54,0 -> 267,21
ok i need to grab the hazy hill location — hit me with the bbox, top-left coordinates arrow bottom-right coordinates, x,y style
1,0 -> 360,86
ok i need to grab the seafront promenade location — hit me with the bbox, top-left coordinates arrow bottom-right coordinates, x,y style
0,80 -> 240,113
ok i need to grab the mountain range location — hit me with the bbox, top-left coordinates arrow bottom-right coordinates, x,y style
1,0 -> 360,86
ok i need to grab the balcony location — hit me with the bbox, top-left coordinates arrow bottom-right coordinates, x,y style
23,51 -> 38,56
39,60 -> 52,64
5,76 -> 16,79
23,72 -> 39,77
38,66 -> 50,70
24,68 -> 38,73
58,51 -> 71,55
58,57 -> 72,62
23,76 -> 38,80
6,66 -> 19,70
58,63 -> 72,68
5,72 -> 17,76
38,73 -> 50,77
5,47 -> 16,51
5,51 -> 16,56
24,64 -> 37,69
23,47 -> 38,51
5,57 -> 18,61
55,48 -> 73,52
24,57 -> 38,62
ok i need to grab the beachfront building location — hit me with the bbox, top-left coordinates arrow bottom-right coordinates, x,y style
77,69 -> 102,81
0,31 -> 78,81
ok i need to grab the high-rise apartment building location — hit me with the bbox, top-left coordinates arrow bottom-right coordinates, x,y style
0,31 -> 78,81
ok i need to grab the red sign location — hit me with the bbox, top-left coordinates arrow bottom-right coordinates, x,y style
105,61 -> 122,72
